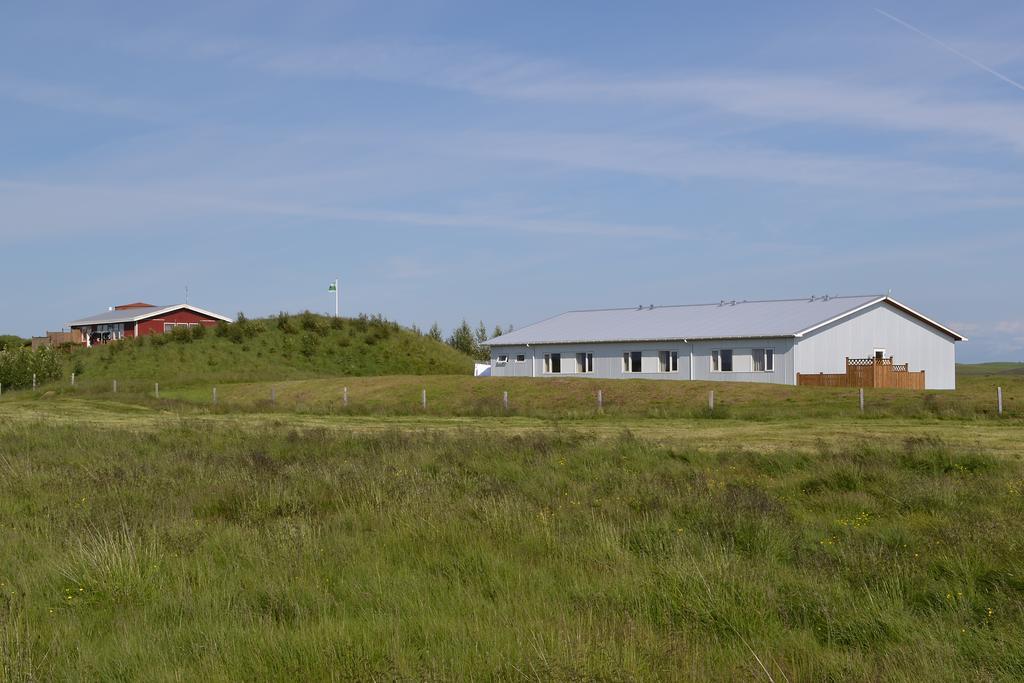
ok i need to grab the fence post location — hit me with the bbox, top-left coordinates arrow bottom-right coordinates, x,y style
709,390 -> 715,411
859,387 -> 864,413
112,379 -> 117,393
33,373 -> 37,390
71,372 -> 75,386
502,390 -> 509,411
343,386 -> 348,407
155,382 -> 159,399
597,389 -> 603,411
0,382 -> 3,396
997,386 -> 1003,416
212,387 -> 217,404
421,388 -> 427,410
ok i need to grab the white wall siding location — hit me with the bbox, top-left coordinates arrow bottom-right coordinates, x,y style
794,301 -> 957,389
490,338 -> 794,385
690,338 -> 795,385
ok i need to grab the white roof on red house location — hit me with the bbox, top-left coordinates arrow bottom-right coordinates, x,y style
68,304 -> 232,327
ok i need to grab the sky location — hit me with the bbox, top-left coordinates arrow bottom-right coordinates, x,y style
1,1 -> 1022,361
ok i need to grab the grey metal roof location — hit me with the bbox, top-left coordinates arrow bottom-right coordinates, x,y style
486,295 -> 965,346
67,304 -> 232,327
68,306 -> 167,325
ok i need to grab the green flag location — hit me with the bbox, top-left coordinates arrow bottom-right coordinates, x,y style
328,282 -> 337,292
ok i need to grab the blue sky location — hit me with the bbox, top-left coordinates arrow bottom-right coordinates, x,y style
1,1 -> 1022,361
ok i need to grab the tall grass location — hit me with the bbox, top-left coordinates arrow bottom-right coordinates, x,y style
1,423 -> 1021,679
17,371 -> 1021,422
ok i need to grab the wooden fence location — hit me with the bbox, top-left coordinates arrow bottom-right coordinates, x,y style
798,357 -> 925,390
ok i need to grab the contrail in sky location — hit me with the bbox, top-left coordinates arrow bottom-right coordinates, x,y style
875,7 -> 1024,94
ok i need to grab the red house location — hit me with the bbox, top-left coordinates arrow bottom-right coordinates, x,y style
67,302 -> 233,347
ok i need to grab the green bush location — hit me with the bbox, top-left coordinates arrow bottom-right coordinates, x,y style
220,314 -> 263,344
0,346 -> 63,389
191,324 -> 207,340
300,333 -> 320,358
170,326 -> 193,344
276,313 -> 296,334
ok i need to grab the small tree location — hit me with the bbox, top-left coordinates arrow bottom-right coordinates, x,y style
474,321 -> 491,361
427,322 -> 443,342
446,320 -> 476,357
491,324 -> 504,338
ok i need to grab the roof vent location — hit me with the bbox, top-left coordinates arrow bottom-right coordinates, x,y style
637,304 -> 643,310
822,294 -> 830,301
809,295 -> 816,302
730,300 -> 736,306
648,304 -> 654,310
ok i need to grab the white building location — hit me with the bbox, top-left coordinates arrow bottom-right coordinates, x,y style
485,295 -> 965,389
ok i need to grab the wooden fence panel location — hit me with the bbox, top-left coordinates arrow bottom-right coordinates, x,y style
797,358 -> 925,390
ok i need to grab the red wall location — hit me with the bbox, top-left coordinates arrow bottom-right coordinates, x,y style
136,308 -> 223,336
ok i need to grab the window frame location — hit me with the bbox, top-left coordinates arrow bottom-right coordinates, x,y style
712,349 -> 734,372
515,354 -> 526,363
576,352 -> 594,374
658,350 -> 678,373
496,354 -> 509,365
622,351 -> 642,374
752,348 -> 775,372
544,352 -> 562,374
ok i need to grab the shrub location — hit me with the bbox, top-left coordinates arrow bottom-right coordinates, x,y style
330,317 -> 345,331
276,313 -> 296,334
300,333 -> 320,358
170,326 -> 193,344
191,324 -> 207,340
221,314 -> 263,344
0,346 -> 63,389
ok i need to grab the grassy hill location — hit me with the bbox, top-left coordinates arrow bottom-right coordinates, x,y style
0,334 -> 29,348
957,362 -> 1024,376
64,312 -> 474,386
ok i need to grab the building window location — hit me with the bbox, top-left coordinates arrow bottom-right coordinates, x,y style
712,349 -> 733,372
623,351 -> 642,373
163,323 -> 175,333
515,354 -> 526,363
659,351 -> 678,372
874,348 -> 886,360
496,354 -> 509,365
544,353 -> 561,373
752,348 -> 774,372
576,352 -> 594,373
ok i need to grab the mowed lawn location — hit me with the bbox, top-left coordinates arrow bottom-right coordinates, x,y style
1,415 -> 1023,680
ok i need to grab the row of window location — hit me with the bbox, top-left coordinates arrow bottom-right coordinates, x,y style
163,322 -> 202,333
496,348 -> 775,373
711,348 -> 775,372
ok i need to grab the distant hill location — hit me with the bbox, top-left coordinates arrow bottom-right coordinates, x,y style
66,313 -> 475,385
956,362 -> 1024,377
0,334 -> 29,349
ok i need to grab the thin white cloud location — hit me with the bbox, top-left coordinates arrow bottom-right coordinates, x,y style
455,130 -> 1024,196
127,33 -> 1024,152
0,178 -> 698,241
875,8 -> 1024,94
0,74 -> 170,121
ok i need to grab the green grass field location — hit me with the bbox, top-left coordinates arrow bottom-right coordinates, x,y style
1,367 -> 1022,680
